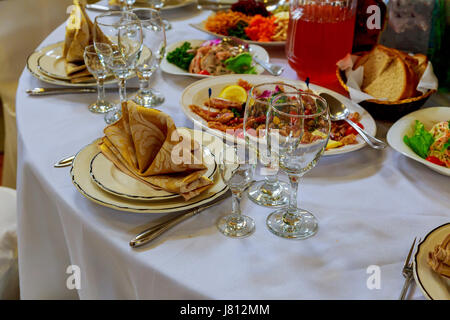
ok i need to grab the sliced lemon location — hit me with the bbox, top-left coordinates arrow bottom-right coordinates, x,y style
326,139 -> 343,150
218,85 -> 247,103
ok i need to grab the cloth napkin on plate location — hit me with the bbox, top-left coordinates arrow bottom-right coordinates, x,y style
98,101 -> 214,200
63,0 -> 109,83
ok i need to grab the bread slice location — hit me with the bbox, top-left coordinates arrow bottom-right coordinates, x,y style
355,45 -> 395,89
363,56 -> 409,101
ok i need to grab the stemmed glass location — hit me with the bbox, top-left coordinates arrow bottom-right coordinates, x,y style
118,0 -> 136,10
243,82 -> 299,207
131,8 -> 166,108
94,11 -> 143,124
83,44 -> 113,114
266,92 -> 330,239
145,0 -> 172,30
217,143 -> 255,238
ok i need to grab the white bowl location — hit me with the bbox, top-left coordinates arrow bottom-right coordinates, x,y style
387,106 -> 450,176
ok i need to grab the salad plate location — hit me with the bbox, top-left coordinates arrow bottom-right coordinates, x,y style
189,22 -> 285,47
180,74 -> 377,157
89,146 -> 218,201
387,107 -> 450,176
160,39 -> 269,78
413,223 -> 450,300
71,129 -> 230,214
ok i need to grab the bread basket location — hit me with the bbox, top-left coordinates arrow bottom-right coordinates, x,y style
336,67 -> 436,121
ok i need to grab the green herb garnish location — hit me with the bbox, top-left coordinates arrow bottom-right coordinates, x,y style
166,42 -> 195,71
224,52 -> 256,74
227,21 -> 249,40
403,120 -> 435,159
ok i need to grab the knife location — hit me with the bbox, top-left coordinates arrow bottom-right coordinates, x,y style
129,192 -> 231,248
27,87 -> 139,96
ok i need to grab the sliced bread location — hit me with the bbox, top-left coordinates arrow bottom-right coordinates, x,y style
363,56 -> 409,101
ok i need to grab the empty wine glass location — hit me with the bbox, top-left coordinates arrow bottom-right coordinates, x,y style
243,82 -> 299,207
131,8 -> 166,108
94,11 -> 143,124
83,44 -> 113,113
217,143 -> 255,238
266,92 -> 330,239
145,0 -> 172,30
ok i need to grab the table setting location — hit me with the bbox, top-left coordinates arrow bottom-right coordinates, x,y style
14,0 -> 450,300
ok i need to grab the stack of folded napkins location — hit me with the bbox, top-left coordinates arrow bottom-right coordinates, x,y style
98,101 -> 214,200
63,0 -> 109,83
428,234 -> 450,278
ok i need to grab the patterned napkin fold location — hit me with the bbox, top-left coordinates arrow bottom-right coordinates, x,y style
63,0 -> 109,83
98,101 -> 214,200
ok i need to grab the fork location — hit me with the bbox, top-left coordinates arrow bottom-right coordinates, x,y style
399,237 -> 420,300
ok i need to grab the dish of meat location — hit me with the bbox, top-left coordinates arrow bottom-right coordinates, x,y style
160,39 -> 269,78
180,74 -> 377,156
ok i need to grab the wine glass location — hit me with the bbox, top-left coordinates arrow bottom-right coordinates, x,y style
243,82 -> 299,207
145,0 -> 172,31
117,0 -> 135,10
131,8 -> 166,108
94,11 -> 143,124
217,143 -> 255,238
83,44 -> 113,114
266,92 -> 330,239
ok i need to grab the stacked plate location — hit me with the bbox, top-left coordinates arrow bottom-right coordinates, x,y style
71,128 -> 230,213
27,41 -> 115,87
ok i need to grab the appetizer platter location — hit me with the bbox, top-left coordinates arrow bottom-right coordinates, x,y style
387,107 -> 450,176
160,39 -> 269,78
190,0 -> 288,46
180,74 -> 377,156
414,223 -> 450,300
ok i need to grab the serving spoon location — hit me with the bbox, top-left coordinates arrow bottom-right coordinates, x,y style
319,92 -> 387,150
222,36 -> 284,76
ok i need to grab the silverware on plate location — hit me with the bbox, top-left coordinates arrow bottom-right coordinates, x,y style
54,155 -> 75,168
130,192 -> 231,248
85,4 -> 111,12
320,92 -> 387,150
399,237 -> 420,300
27,87 -> 139,96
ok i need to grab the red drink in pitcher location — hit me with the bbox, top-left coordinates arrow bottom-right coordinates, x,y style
286,1 -> 357,85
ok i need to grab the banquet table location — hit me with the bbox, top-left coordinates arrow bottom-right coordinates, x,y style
15,2 -> 450,300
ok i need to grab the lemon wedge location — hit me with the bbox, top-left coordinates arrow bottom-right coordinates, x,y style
218,85 -> 247,103
326,139 -> 343,150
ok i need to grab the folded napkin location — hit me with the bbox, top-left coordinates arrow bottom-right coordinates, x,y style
98,101 -> 214,200
63,0 -> 109,83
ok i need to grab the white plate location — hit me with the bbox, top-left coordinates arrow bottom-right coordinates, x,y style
89,146 -> 218,201
387,107 -> 450,176
71,128 -> 230,213
37,45 -> 72,80
414,223 -> 450,300
160,39 -> 269,78
27,42 -> 117,87
189,22 -> 285,47
180,74 -> 377,156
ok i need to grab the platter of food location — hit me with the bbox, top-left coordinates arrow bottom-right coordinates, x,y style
387,107 -> 450,176
180,74 -> 377,156
414,223 -> 450,300
190,0 -> 288,47
160,39 -> 270,78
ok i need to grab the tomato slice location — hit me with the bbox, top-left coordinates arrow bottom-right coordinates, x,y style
425,156 -> 445,166
345,122 -> 364,136
198,70 -> 210,75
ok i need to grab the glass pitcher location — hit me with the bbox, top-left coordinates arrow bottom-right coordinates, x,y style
286,0 -> 358,85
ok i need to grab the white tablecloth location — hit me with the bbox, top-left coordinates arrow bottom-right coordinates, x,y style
16,2 -> 450,299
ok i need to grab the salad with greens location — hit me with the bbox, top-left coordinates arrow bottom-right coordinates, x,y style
403,120 -> 450,168
166,40 -> 257,76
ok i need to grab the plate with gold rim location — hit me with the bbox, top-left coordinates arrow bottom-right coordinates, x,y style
27,41 -> 116,87
89,145 -> 218,201
71,128 -> 230,213
413,223 -> 450,300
